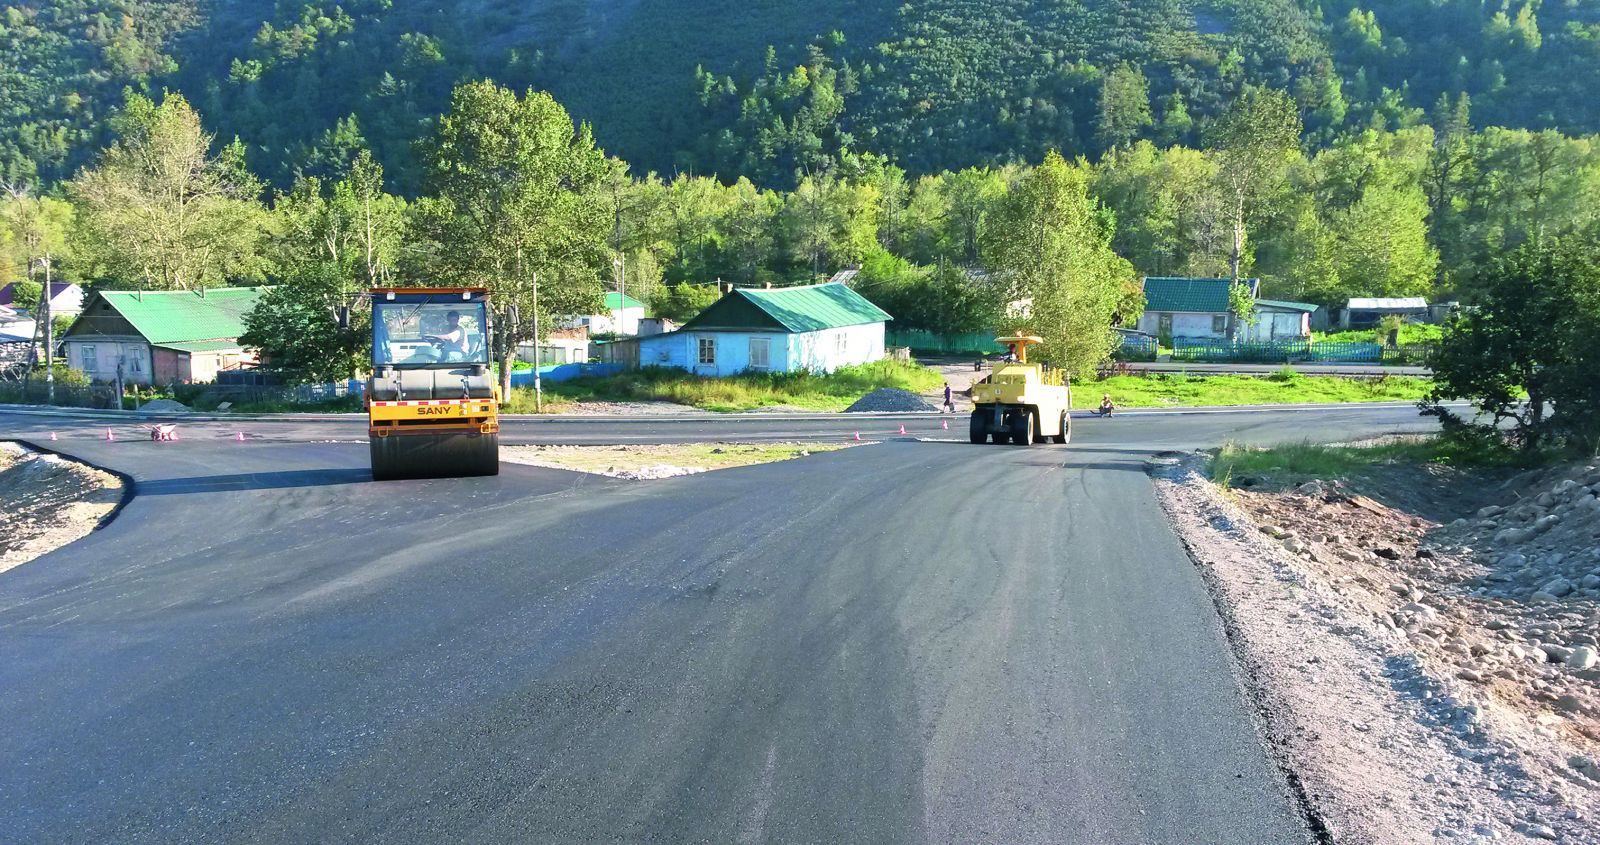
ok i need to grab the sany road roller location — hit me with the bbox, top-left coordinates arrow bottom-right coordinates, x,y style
968,335 -> 1072,445
366,288 -> 500,480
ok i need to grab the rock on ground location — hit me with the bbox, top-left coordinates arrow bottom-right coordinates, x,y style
844,387 -> 936,413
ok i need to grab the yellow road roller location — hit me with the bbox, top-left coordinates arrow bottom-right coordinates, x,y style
366,287 -> 500,479
969,335 -> 1071,445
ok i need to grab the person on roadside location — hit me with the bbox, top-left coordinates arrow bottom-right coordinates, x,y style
943,382 -> 955,413
1097,393 -> 1116,417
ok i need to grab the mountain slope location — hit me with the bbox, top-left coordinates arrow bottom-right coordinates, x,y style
3,0 -> 1597,188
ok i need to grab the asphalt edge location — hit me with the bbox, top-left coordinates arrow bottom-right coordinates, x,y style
1144,450 -> 1335,845
6,437 -> 138,534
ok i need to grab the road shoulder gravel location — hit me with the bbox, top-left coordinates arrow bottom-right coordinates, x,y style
0,441 -> 125,573
1150,453 -> 1597,843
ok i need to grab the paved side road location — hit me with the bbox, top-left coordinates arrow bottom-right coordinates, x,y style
0,405 -> 1443,843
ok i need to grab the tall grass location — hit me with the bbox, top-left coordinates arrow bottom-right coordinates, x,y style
1210,435 -> 1521,487
504,360 -> 944,413
1075,372 -> 1430,409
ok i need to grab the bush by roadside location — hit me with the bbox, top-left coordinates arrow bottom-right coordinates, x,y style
1077,370 -> 1431,410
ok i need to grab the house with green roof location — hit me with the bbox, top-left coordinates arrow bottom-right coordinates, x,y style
565,290 -> 650,336
620,282 -> 892,376
60,287 -> 268,385
1135,277 -> 1316,342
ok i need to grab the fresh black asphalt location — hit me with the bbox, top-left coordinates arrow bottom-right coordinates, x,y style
0,405 -> 1442,843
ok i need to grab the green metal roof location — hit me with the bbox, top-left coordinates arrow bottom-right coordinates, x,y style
1142,277 -> 1258,313
154,339 -> 245,353
604,292 -> 647,311
94,287 -> 266,344
681,282 -> 891,333
1254,298 -> 1318,313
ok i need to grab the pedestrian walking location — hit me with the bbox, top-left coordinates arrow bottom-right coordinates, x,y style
943,382 -> 955,413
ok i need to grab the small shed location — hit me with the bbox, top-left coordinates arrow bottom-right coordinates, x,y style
1340,297 -> 1429,329
1136,276 -> 1260,340
1244,299 -> 1318,342
631,282 -> 890,376
60,287 -> 265,385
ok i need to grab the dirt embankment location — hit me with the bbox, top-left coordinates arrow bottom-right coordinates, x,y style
1153,453 -> 1600,843
0,442 -> 124,573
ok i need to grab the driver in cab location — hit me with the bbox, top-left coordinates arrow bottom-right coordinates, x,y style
424,311 -> 470,362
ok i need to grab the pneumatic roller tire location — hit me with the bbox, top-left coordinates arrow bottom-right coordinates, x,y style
369,431 -> 500,480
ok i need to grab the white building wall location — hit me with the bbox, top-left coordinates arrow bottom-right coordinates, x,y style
634,322 -> 886,376
1241,311 -> 1310,342
787,322 -> 885,373
1139,312 -> 1228,339
62,337 -> 153,385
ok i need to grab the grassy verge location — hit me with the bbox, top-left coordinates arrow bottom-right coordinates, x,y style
504,360 -> 944,413
1210,435 -> 1520,489
1074,370 -> 1430,409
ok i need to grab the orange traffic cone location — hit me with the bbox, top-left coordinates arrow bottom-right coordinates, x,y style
236,431 -> 245,442
49,431 -> 57,441
941,419 -> 949,430
104,427 -> 114,441
853,431 -> 861,442
898,424 -> 907,435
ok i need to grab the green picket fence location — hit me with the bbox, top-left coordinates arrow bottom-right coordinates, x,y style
1171,338 -> 1385,363
885,330 -> 1006,356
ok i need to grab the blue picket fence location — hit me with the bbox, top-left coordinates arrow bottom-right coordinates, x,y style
1114,334 -> 1158,361
1171,338 -> 1383,363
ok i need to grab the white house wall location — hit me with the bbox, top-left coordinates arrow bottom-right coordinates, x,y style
634,323 -> 885,376
1138,311 -> 1228,339
62,337 -> 153,385
787,323 -> 884,373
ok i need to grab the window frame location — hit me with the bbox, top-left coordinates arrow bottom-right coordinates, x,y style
748,336 -> 770,370
79,344 -> 96,373
697,336 -> 716,365
1212,314 -> 1228,334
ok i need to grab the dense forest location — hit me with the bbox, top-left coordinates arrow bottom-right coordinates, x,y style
4,0 -> 1600,189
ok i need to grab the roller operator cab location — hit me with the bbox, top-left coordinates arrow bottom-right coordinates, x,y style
366,288 -> 501,480
969,335 -> 1072,445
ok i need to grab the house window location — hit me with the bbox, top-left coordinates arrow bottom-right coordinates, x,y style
1212,315 -> 1228,334
79,344 -> 96,373
836,333 -> 847,355
749,337 -> 770,370
697,337 -> 716,365
126,351 -> 142,374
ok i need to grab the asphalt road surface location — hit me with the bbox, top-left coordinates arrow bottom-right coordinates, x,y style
0,404 -> 1442,844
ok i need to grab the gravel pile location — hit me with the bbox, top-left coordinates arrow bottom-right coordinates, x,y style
844,388 -> 936,413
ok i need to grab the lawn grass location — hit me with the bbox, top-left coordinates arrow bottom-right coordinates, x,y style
503,360 -> 944,413
1315,323 -> 1444,345
1209,435 -> 1519,488
1074,370 -> 1431,409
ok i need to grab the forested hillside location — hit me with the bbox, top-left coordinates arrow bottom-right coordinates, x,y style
4,0 -> 1599,189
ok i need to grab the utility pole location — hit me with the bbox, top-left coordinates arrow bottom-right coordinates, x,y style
531,272 -> 542,414
39,257 -> 53,405
613,254 -> 627,336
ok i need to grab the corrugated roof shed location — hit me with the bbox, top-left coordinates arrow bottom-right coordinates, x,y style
1346,297 -> 1428,310
1142,277 -> 1258,313
79,287 -> 266,345
681,282 -> 891,333
1254,298 -> 1319,313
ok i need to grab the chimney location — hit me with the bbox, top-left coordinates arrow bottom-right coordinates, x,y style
764,282 -> 772,289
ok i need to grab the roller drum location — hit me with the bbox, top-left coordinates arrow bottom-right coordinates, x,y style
369,431 -> 500,480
